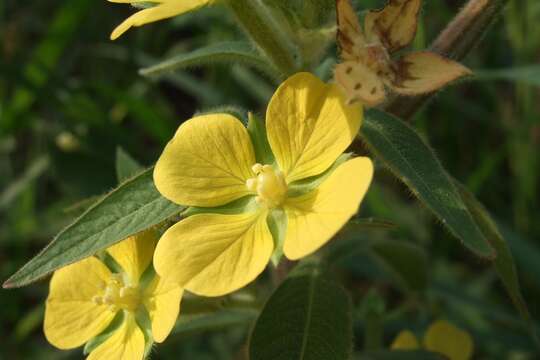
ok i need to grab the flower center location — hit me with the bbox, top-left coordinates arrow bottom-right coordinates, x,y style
92,274 -> 140,312
246,163 -> 288,208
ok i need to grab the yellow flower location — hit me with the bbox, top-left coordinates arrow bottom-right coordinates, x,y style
109,0 -> 213,40
152,72 -> 374,297
391,320 -> 474,360
44,231 -> 183,359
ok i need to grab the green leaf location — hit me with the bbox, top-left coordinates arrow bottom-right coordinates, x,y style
115,147 -> 143,183
139,41 -> 278,78
475,65 -> 540,87
454,181 -> 530,322
369,240 -> 428,292
356,350 -> 447,360
249,262 -> 352,360
360,109 -> 494,258
3,168 -> 184,288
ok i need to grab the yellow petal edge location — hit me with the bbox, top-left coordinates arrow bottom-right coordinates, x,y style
110,0 -> 212,40
266,72 -> 363,183
87,315 -> 145,360
154,211 -> 273,296
424,320 -> 474,360
154,113 -> 256,207
143,275 -> 184,343
44,257 -> 116,349
107,230 -> 158,285
391,330 -> 420,350
283,157 -> 374,260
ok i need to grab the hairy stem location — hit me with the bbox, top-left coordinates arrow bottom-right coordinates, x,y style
225,0 -> 298,76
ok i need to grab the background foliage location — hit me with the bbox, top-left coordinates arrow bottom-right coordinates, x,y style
1,0 -> 539,358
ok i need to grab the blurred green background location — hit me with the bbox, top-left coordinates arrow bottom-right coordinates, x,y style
1,0 -> 539,359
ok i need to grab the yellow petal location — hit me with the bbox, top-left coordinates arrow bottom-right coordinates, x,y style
154,114 -> 256,207
424,320 -> 474,360
266,72 -> 362,183
364,0 -> 421,53
44,257 -> 116,349
390,51 -> 472,95
87,315 -> 145,360
283,157 -> 373,260
143,276 -> 183,343
153,212 -> 273,296
110,0 -> 212,40
107,230 -> 158,285
391,330 -> 420,350
334,61 -> 387,107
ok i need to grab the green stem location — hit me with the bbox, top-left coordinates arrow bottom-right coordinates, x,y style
225,0 -> 298,76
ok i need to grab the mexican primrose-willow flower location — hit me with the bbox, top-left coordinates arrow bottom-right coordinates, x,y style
109,0 -> 213,40
152,72 -> 374,297
392,320 -> 474,360
44,231 -> 183,359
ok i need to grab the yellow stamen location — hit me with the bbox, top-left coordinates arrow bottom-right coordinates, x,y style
91,274 -> 141,312
246,163 -> 288,208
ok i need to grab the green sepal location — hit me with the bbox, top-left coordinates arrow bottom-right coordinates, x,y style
134,305 -> 154,358
182,195 -> 258,217
83,311 -> 124,355
287,152 -> 352,197
131,2 -> 155,10
267,208 -> 287,266
247,112 -> 275,166
101,252 -> 123,274
138,266 -> 157,293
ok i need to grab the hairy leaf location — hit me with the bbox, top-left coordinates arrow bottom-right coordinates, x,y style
361,109 -> 494,258
3,168 -> 184,288
455,181 -> 530,321
139,41 -> 277,78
